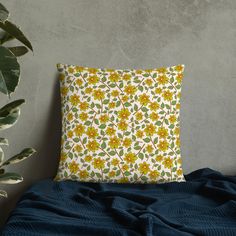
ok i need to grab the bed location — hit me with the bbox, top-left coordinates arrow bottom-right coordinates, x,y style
1,168 -> 236,236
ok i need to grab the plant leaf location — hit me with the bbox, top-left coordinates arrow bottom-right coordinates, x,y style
0,46 -> 20,96
0,99 -> 25,130
0,190 -> 7,198
0,138 -> 8,164
0,148 -> 36,167
0,70 -> 8,95
0,172 -> 23,184
8,46 -> 28,57
0,3 -> 9,22
0,32 -> 14,45
0,109 -> 20,130
0,146 -> 4,164
0,99 -> 25,117
0,20 -> 33,51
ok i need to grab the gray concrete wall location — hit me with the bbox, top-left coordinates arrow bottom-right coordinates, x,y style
1,0 -> 236,226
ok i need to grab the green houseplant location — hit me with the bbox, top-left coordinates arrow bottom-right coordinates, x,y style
0,3 -> 36,198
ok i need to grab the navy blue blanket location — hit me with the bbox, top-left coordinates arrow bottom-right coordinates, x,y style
1,168 -> 236,236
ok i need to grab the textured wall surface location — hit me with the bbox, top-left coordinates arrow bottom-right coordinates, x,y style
1,0 -> 236,226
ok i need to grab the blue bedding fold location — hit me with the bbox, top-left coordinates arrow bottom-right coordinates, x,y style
1,168 -> 236,236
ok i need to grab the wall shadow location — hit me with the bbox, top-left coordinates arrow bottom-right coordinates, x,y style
35,73 -> 62,179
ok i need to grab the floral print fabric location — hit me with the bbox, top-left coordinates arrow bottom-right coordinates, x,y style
56,64 -> 185,183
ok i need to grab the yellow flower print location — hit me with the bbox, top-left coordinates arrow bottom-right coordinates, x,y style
74,124 -> 85,136
118,177 -> 129,183
67,130 -> 73,138
79,112 -> 88,121
79,170 -> 89,179
86,127 -> 98,139
149,170 -> 160,180
139,162 -> 150,174
175,64 -> 184,72
123,74 -> 131,81
118,108 -> 130,120
177,92 -> 181,99
176,138 -> 180,147
124,152 -> 137,164
93,89 -> 105,100
157,75 -> 168,85
76,78 -> 83,86
87,140 -> 99,152
84,155 -> 92,162
157,67 -> 167,74
169,115 -> 177,124
163,157 -> 173,169
106,127 -> 116,136
145,78 -> 153,86
121,95 -> 129,102
176,103 -> 180,110
75,66 -> 84,72
106,68 -> 115,73
136,69 -> 143,74
60,152 -> 67,162
70,94 -> 80,106
136,130 -> 144,138
59,74 -> 65,81
99,114 -> 109,123
124,84 -> 137,95
92,157 -> 105,169
79,101 -> 89,111
67,113 -> 73,121
145,69 -> 152,73
111,158 -> 120,166
68,67 -> 74,74
155,87 -> 162,94
162,90 -> 173,101
149,102 -> 159,111
177,158 -> 182,165
135,112 -> 143,121
176,73 -> 183,83
144,124 -> 156,136
118,121 -> 128,131
122,164 -> 129,171
74,144 -> 83,152
150,112 -> 159,121
139,94 -> 150,105
109,72 -> 120,82
61,138 -> 65,146
158,140 -> 169,152
109,102 -> 116,109
156,155 -> 164,162
85,87 -> 93,94
123,138 -> 132,148
111,90 -> 120,97
177,169 -> 183,176
146,144 -> 153,154
157,127 -> 168,139
109,171 -> 116,178
61,86 -> 69,96
108,136 -> 120,149
88,75 -> 99,84
69,161 -> 79,174
174,127 -> 180,136
87,68 -> 98,74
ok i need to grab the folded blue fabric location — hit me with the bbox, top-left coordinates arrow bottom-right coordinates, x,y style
1,168 -> 236,236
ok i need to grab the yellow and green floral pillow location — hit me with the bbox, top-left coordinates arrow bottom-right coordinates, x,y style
56,64 -> 185,183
